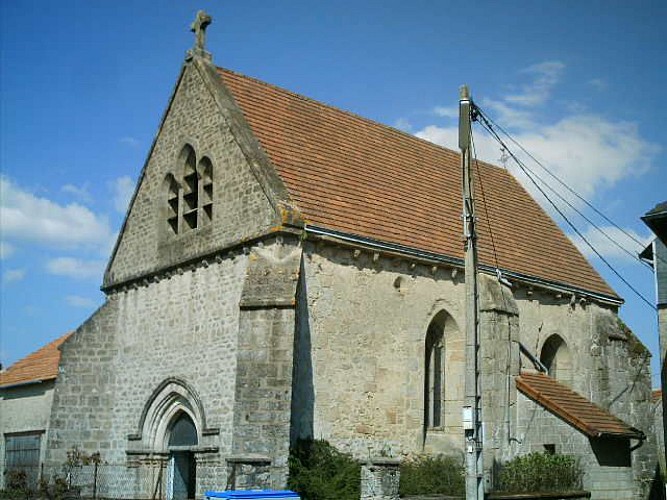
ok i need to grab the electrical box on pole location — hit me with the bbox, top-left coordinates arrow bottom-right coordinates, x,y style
459,85 -> 483,500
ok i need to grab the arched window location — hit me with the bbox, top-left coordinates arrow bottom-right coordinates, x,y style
540,334 -> 573,386
182,146 -> 199,230
164,145 -> 214,236
198,157 -> 213,226
425,311 -> 447,429
166,174 -> 180,234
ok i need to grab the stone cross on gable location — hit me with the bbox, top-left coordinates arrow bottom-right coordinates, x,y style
191,10 -> 212,54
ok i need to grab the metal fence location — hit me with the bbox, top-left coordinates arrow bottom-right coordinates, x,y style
2,462 -> 170,499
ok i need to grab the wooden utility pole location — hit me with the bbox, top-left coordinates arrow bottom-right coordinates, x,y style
459,85 -> 483,500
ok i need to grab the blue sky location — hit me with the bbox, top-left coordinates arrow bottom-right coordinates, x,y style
1,1 -> 665,384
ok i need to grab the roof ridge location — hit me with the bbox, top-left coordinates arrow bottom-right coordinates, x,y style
217,66 -> 506,173
218,65 -> 619,300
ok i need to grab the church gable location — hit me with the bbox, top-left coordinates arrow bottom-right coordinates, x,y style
104,58 -> 297,288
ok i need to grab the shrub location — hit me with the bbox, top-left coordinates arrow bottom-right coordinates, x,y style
1,469 -> 35,499
288,439 -> 360,500
399,454 -> 465,496
496,452 -> 583,493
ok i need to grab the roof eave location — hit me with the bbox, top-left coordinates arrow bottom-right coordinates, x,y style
516,375 -> 644,441
0,377 -> 53,390
305,225 -> 623,306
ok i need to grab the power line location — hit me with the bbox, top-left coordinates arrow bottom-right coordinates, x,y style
476,109 -> 650,250
474,108 -> 653,272
470,129 -> 501,272
476,106 -> 667,271
473,108 -> 656,311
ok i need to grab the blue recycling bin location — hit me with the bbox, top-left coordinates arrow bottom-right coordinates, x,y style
205,491 -> 300,500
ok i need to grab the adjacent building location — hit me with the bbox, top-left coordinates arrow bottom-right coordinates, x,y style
0,333 -> 71,489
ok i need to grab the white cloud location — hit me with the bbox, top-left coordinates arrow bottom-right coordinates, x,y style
62,183 -> 92,203
2,268 -> 25,285
504,115 -> 657,199
394,118 -> 412,132
0,242 -> 14,260
120,136 -> 140,147
111,176 -> 135,214
46,257 -> 106,280
414,61 -> 660,204
65,295 -> 99,308
0,176 -> 114,250
416,125 -> 457,149
505,61 -> 565,107
433,106 -> 459,119
569,226 -> 650,263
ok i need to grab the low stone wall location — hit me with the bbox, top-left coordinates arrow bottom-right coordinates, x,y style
486,491 -> 591,499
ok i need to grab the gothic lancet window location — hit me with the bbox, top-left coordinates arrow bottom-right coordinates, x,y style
198,157 -> 213,226
540,334 -> 573,387
165,145 -> 214,235
166,174 -> 180,234
182,146 -> 199,230
425,313 -> 447,429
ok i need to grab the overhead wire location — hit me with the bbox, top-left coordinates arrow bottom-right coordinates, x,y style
477,109 -> 651,250
479,107 -> 667,272
472,105 -> 656,311
470,126 -> 501,272
475,107 -> 654,271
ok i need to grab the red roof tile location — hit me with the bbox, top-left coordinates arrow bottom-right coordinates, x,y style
0,333 -> 72,388
517,371 -> 643,439
218,68 -> 618,300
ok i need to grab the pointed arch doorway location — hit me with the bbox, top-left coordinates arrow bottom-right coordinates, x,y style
167,412 -> 198,500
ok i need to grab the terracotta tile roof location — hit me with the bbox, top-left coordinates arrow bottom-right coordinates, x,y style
517,371 -> 643,439
218,68 -> 618,300
0,332 -> 72,388
653,389 -> 663,403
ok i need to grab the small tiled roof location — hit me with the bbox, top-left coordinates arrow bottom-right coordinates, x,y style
517,371 -> 643,439
218,68 -> 618,300
653,389 -> 663,403
0,333 -> 72,388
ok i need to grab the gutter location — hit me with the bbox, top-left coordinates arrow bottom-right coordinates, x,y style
305,225 -> 624,306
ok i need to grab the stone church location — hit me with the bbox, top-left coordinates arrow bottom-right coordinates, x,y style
1,12 -> 660,500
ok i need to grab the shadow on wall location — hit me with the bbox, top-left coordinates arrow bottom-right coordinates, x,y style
649,463 -> 666,500
290,257 -> 314,444
589,438 -> 631,467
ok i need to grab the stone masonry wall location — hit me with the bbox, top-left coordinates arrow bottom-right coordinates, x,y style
106,61 -> 277,286
512,289 -> 656,497
46,300 -> 120,467
47,254 -> 248,498
301,242 -> 467,458
300,240 -> 656,499
516,391 -> 636,500
232,238 -> 301,488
